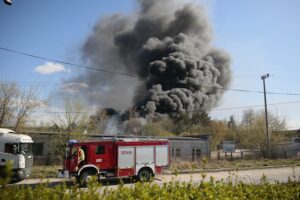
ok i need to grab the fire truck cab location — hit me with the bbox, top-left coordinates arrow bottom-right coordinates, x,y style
58,139 -> 169,185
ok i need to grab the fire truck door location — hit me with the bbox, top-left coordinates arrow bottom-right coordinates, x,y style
136,146 -> 155,174
94,144 -> 114,170
69,147 -> 79,170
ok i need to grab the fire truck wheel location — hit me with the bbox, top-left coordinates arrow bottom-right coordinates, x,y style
138,168 -> 153,182
79,170 -> 96,187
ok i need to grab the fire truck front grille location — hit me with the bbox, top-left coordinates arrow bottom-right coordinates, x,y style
25,155 -> 33,177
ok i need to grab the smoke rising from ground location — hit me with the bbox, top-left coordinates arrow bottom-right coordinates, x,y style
69,0 -> 231,117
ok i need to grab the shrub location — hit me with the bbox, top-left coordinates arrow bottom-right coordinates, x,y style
1,175 -> 300,200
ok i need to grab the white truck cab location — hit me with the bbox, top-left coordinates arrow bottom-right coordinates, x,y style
0,128 -> 33,182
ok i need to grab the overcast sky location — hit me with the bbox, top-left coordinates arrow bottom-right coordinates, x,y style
1,0 -> 300,129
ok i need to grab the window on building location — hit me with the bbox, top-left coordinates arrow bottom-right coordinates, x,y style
196,149 -> 201,157
175,148 -> 181,157
32,143 -> 44,156
192,148 -> 201,161
96,145 -> 105,155
171,148 -> 175,157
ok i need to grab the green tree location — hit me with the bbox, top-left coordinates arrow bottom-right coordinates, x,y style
172,111 -> 211,135
227,114 -> 237,130
142,116 -> 175,136
210,120 -> 232,150
238,109 -> 287,156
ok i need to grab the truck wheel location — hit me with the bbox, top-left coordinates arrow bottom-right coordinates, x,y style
138,168 -> 153,182
79,170 -> 95,187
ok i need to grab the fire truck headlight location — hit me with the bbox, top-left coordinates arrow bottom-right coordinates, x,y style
18,155 -> 25,169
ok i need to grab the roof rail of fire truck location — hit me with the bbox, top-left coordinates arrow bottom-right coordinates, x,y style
98,135 -> 167,142
118,137 -> 167,142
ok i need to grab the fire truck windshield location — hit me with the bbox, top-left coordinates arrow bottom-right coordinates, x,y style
19,143 -> 33,155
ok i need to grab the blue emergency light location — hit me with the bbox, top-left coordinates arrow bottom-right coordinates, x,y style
68,139 -> 77,145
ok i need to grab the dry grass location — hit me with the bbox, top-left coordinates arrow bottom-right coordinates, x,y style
30,165 -> 61,179
171,158 -> 300,171
29,159 -> 300,178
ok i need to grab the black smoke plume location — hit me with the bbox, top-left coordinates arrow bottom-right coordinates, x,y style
71,0 -> 231,117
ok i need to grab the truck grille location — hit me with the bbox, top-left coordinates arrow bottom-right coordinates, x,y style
25,155 -> 33,177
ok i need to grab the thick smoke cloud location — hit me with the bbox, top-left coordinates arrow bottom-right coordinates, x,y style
73,0 -> 231,117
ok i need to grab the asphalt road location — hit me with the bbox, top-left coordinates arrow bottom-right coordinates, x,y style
9,166 -> 300,189
158,166 -> 300,184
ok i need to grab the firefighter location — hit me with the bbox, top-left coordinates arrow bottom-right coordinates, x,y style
78,147 -> 85,165
78,147 -> 85,167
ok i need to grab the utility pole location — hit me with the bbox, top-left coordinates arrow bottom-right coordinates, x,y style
261,74 -> 270,158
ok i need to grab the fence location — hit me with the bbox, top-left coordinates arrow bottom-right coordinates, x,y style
274,142 -> 300,158
211,149 -> 262,160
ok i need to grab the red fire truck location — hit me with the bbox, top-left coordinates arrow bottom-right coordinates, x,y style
58,138 -> 170,185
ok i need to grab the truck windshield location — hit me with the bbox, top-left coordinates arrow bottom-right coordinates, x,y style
20,143 -> 33,155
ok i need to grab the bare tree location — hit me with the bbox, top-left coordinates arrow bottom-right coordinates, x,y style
14,86 -> 42,131
53,97 -> 88,139
0,82 -> 42,130
51,98 -> 88,164
0,81 -> 18,126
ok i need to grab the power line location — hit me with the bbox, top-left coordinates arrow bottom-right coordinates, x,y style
8,81 -> 140,87
218,87 -> 300,96
3,47 -> 300,94
212,100 -> 300,111
32,100 -> 300,115
0,46 -> 137,78
1,46 -> 300,96
6,80 -> 300,96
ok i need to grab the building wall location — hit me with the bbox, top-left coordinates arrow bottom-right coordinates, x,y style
27,132 -> 67,165
275,142 -> 300,158
169,138 -> 210,161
